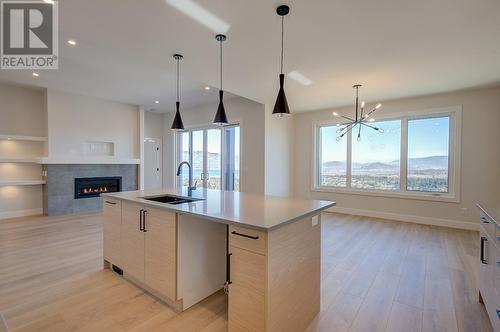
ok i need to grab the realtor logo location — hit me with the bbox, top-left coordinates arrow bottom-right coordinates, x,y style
1,0 -> 58,69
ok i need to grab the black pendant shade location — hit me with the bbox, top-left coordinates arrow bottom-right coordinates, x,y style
213,90 -> 228,125
273,73 -> 290,117
171,101 -> 184,131
171,54 -> 185,131
213,34 -> 229,125
273,5 -> 291,117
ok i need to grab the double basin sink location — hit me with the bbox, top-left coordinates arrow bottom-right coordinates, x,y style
142,194 -> 203,205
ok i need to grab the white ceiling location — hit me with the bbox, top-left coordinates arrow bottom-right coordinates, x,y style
0,0 -> 499,112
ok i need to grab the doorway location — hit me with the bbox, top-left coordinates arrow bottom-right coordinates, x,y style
144,138 -> 162,190
176,125 -> 240,191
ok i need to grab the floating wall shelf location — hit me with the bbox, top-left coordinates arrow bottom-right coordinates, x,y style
0,134 -> 47,142
0,180 -> 46,186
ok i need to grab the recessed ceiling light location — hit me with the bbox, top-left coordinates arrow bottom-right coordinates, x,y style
288,70 -> 313,86
165,0 -> 230,33
32,72 -> 39,77
204,86 -> 210,90
43,0 -> 55,4
154,100 -> 160,104
67,39 -> 77,46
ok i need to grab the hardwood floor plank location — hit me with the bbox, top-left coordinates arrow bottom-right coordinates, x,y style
386,302 -> 422,332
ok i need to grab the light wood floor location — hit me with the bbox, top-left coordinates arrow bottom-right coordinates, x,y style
0,212 -> 492,332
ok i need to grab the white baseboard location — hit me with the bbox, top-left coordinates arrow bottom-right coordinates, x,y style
327,206 -> 479,231
0,208 -> 43,220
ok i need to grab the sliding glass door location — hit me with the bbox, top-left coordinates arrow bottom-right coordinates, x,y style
177,125 -> 240,191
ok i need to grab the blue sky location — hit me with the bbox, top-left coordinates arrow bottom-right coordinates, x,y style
321,116 -> 450,163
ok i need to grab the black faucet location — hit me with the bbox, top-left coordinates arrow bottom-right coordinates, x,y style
176,161 -> 197,196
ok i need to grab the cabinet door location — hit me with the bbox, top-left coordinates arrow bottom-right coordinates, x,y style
121,202 -> 145,282
228,246 -> 266,332
103,198 -> 122,267
144,207 -> 177,300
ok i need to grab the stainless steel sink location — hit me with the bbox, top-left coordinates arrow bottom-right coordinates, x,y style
141,194 -> 203,205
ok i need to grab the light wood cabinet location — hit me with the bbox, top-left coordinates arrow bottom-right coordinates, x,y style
121,202 -> 145,282
479,209 -> 500,332
102,198 -> 122,267
228,216 -> 321,332
112,201 -> 178,304
145,207 -> 177,300
228,245 -> 267,332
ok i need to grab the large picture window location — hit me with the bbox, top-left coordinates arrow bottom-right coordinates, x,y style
314,107 -> 460,201
351,120 -> 401,190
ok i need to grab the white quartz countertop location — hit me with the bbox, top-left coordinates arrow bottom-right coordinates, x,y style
478,204 -> 500,225
102,188 -> 336,232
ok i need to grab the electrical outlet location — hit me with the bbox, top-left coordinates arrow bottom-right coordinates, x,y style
461,207 -> 468,215
312,215 -> 319,226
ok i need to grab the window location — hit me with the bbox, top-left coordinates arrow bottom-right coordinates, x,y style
319,126 -> 347,187
176,125 -> 240,191
407,116 -> 450,193
314,107 -> 460,201
351,120 -> 401,190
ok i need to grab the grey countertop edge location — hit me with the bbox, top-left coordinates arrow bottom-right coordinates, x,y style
102,193 -> 336,232
477,203 -> 499,226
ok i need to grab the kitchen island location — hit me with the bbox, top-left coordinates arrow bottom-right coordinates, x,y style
101,188 -> 335,332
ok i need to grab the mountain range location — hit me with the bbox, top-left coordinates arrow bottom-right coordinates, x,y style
322,156 -> 448,170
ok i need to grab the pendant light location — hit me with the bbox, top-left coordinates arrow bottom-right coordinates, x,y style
171,54 -> 185,131
213,34 -> 229,125
273,5 -> 290,117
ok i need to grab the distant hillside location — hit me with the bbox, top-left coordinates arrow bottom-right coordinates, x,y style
356,162 -> 396,170
322,161 -> 345,169
408,156 -> 448,169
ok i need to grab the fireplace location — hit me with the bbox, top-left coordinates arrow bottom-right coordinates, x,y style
74,176 -> 122,199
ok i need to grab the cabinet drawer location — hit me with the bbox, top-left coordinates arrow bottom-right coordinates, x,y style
230,225 -> 267,255
481,211 -> 495,239
103,198 -> 121,213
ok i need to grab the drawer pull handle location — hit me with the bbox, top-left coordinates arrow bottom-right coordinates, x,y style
481,236 -> 488,264
105,201 -> 117,205
143,210 -> 148,232
231,231 -> 259,240
481,217 -> 490,223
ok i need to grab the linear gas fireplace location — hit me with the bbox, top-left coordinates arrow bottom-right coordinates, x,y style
74,176 -> 122,199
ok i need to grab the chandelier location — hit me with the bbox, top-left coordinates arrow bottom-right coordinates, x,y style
334,84 -> 383,141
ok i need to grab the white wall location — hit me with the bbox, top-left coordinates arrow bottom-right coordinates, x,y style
144,111 -> 165,139
46,89 -> 139,159
0,83 -> 46,137
264,105 -> 294,197
162,96 -> 266,194
293,86 -> 500,227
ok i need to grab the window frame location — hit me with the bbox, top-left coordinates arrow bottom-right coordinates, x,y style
312,106 -> 462,203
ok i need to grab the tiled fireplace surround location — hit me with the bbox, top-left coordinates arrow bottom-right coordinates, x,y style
43,164 -> 138,216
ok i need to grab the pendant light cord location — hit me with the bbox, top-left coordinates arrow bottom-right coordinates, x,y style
280,15 -> 284,74
355,86 -> 359,122
220,39 -> 223,90
176,57 -> 180,103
